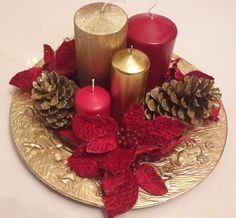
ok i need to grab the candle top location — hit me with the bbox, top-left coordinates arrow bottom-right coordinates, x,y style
112,48 -> 150,75
75,85 -> 111,111
74,2 -> 128,35
128,13 -> 177,45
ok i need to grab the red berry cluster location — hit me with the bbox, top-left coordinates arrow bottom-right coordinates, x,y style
116,127 -> 140,149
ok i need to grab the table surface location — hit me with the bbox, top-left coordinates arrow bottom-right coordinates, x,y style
0,0 -> 235,218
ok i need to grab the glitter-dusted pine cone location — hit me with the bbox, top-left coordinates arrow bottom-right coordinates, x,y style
31,71 -> 78,129
144,75 -> 221,125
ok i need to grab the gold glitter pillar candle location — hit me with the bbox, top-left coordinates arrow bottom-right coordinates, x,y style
111,47 -> 150,120
74,3 -> 128,89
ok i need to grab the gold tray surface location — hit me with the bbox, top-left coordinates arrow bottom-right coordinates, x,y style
10,56 -> 227,208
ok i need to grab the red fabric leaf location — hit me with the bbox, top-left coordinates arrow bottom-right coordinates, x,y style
135,116 -> 190,161
159,135 -> 188,158
55,39 -> 76,75
165,58 -> 183,81
136,164 -> 167,195
186,70 -> 214,80
146,116 -> 190,145
141,148 -> 162,162
43,40 -> 76,76
102,171 -> 131,195
43,44 -> 56,71
87,134 -> 118,154
174,67 -> 185,80
146,135 -> 189,161
153,116 -> 189,134
68,145 -> 135,178
135,143 -> 157,155
57,128 -> 83,148
101,148 -> 136,175
68,144 -> 87,157
123,104 -> 146,130
210,100 -> 221,121
43,44 -> 55,64
9,67 -> 42,90
72,115 -> 118,142
68,146 -> 103,178
102,169 -> 139,218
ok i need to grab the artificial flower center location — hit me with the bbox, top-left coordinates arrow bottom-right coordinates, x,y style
116,127 -> 139,148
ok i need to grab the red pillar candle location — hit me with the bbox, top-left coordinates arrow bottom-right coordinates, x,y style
128,13 -> 177,91
75,80 -> 111,118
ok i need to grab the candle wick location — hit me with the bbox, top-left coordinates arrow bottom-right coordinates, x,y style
92,78 -> 95,94
130,45 -> 134,55
110,0 -> 127,3
148,3 -> 157,19
100,1 -> 126,13
100,3 -> 108,13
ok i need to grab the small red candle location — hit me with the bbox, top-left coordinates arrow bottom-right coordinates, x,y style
75,79 -> 111,118
128,13 -> 177,91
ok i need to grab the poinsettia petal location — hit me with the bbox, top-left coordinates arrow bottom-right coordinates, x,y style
71,144 -> 88,156
136,164 -> 167,195
135,143 -> 157,155
141,133 -> 169,148
145,135 -> 189,161
68,146 -> 103,178
68,157 -> 102,178
186,70 -> 214,80
87,134 -> 117,154
210,99 -> 221,121
174,67 -> 185,80
43,44 -> 54,63
154,115 -> 189,134
55,39 -> 76,75
43,44 -> 56,71
72,115 -> 118,142
9,67 -> 42,90
142,148 -> 162,162
100,148 -> 136,175
102,169 -> 139,218
102,171 -> 130,195
57,128 -> 84,148
123,104 -> 146,130
146,116 -> 190,144
165,58 -> 182,81
159,135 -> 188,158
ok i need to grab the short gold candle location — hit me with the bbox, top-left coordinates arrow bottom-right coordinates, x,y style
74,2 -> 128,89
111,47 -> 150,120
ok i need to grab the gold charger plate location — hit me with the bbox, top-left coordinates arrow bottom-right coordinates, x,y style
10,55 -> 227,209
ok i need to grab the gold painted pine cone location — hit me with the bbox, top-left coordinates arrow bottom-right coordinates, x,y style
31,71 -> 78,129
144,76 -> 221,125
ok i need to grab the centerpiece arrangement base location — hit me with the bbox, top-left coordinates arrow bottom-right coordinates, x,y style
10,55 -> 227,209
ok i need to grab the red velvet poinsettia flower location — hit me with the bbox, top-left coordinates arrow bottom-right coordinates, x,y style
43,39 -> 76,76
67,104 -> 190,218
9,39 -> 76,91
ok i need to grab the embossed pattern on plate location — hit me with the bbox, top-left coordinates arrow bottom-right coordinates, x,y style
10,55 -> 227,208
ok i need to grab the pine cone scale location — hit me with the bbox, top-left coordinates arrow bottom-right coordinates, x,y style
170,92 -> 179,104
147,99 -> 157,112
41,101 -> 51,110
